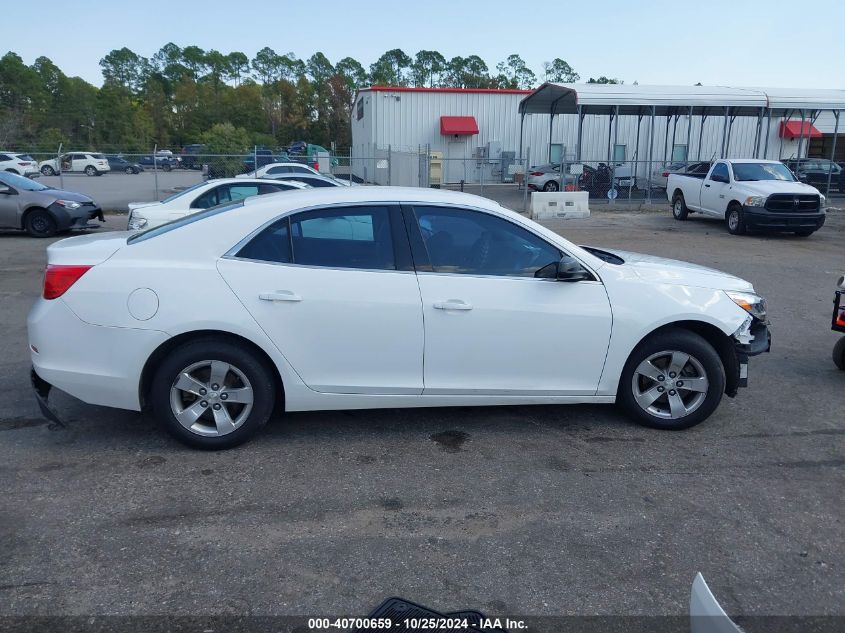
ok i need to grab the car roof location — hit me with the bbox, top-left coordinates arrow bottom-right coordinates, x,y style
261,162 -> 316,168
205,177 -> 298,185
723,158 -> 783,164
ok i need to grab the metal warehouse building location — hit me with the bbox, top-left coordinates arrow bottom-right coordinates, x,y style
351,84 -> 845,188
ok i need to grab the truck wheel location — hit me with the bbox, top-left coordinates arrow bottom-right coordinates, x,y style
726,204 -> 746,235
672,193 -> 689,220
833,337 -> 845,370
618,328 -> 726,430
162,163 -> 172,172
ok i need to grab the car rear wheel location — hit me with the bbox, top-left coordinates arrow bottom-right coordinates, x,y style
41,165 -> 56,176
84,166 -> 98,176
125,166 -> 134,174
151,338 -> 276,449
833,337 -> 845,370
726,204 -> 746,235
672,193 -> 689,220
162,163 -> 172,172
542,180 -> 559,192
618,329 -> 726,430
24,209 -> 57,238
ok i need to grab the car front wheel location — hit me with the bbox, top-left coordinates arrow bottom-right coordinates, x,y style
618,329 -> 726,430
151,338 -> 276,449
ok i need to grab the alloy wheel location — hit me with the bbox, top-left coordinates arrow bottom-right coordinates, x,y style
630,350 -> 709,419
169,360 -> 254,437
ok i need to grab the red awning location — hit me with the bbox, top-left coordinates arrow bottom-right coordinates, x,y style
440,116 -> 479,136
779,120 -> 823,140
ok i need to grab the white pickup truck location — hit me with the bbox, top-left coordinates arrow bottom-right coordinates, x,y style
667,159 -> 826,236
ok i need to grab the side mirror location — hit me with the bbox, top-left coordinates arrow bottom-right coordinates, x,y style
535,256 -> 591,282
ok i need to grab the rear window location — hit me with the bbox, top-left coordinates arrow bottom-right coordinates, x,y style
127,201 -> 244,244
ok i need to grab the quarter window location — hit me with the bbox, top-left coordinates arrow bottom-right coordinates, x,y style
236,206 -> 396,270
410,206 -> 561,277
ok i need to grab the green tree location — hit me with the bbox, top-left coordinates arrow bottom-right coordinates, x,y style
542,58 -> 580,83
335,57 -> 367,91
369,49 -> 412,86
411,50 -> 446,87
587,76 -> 623,84
99,47 -> 148,93
226,52 -> 249,85
495,54 -> 535,89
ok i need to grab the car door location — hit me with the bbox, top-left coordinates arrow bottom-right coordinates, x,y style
217,204 -> 424,395
700,162 -> 731,216
405,204 -> 612,396
71,154 -> 87,172
0,180 -> 21,227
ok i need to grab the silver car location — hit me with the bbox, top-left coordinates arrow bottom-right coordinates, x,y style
0,171 -> 103,237
527,164 -> 578,192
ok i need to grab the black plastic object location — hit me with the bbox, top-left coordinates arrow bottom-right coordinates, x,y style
355,598 -> 507,632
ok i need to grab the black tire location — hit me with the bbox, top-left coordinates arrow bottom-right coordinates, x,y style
125,166 -> 134,174
543,179 -> 559,192
162,163 -> 172,172
84,165 -> 98,176
24,209 -> 57,238
618,328 -> 726,430
726,204 -> 746,235
833,337 -> 845,371
672,193 -> 689,220
41,165 -> 56,176
794,230 -> 815,237
150,337 -> 276,449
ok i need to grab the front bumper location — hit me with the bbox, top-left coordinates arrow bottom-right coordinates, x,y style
742,206 -> 826,232
734,319 -> 771,388
49,202 -> 105,230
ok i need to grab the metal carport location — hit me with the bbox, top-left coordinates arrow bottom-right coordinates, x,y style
517,84 -> 845,198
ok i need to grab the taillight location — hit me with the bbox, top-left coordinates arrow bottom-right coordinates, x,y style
530,171 -> 544,176
662,172 -> 669,177
18,162 -> 30,166
43,265 -> 92,300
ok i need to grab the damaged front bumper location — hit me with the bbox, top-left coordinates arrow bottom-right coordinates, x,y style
732,317 -> 771,388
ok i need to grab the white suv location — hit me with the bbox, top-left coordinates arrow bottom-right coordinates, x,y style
0,152 -> 40,178
236,162 -> 320,179
39,152 -> 111,177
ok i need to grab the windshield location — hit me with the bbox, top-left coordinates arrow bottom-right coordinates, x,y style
160,181 -> 208,204
732,162 -> 795,182
0,170 -> 50,191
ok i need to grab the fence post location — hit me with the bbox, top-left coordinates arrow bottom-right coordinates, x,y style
153,143 -> 159,201
522,147 -> 530,215
253,145 -> 258,176
57,142 -> 64,190
479,153 -> 484,196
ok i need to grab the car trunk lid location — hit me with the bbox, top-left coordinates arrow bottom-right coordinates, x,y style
46,231 -> 129,266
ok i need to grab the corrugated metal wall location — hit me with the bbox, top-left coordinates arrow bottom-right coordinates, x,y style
351,89 -> 818,183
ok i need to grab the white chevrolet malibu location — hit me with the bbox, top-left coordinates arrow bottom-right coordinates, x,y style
28,187 -> 770,449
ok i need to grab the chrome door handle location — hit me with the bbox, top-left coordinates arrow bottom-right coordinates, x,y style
433,300 -> 473,311
259,291 -> 302,302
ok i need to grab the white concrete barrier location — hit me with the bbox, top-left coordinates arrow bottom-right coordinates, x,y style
530,191 -> 590,220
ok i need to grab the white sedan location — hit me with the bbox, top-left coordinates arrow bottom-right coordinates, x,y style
28,187 -> 770,449
126,178 -> 309,230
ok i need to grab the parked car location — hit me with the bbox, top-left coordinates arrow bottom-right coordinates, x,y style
106,155 -> 144,174
0,152 -> 40,178
237,161 -> 321,179
668,159 -> 826,236
261,172 -> 348,188
29,186 -> 770,449
126,178 -> 309,230
180,144 -> 207,170
242,149 -> 290,173
651,161 -> 712,189
782,158 -> 844,192
526,164 -> 578,192
137,154 -> 179,171
39,152 -> 111,176
0,171 -> 104,237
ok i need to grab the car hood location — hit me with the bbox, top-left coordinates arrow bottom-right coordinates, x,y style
40,188 -> 94,203
128,201 -> 162,212
594,247 -> 754,292
734,180 -> 821,195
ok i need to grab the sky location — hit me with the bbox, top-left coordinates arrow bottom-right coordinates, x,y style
3,0 -> 843,89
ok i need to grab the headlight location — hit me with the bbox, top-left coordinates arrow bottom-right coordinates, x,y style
726,290 -> 767,321
820,194 -> 826,208
127,214 -> 148,230
55,199 -> 81,210
744,195 -> 766,207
